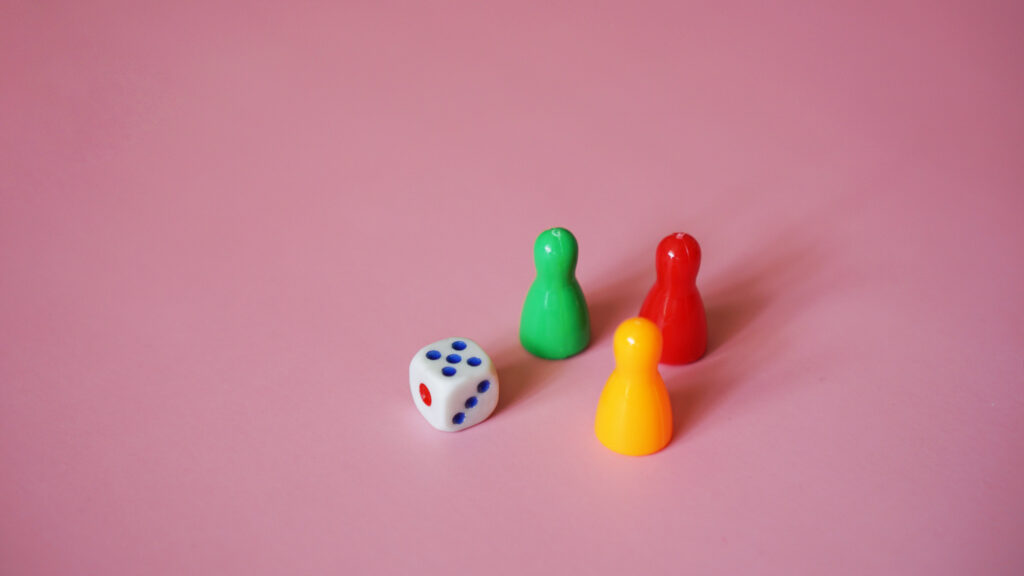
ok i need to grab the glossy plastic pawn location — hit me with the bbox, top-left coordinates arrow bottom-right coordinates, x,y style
594,317 -> 673,456
639,233 -> 707,364
519,227 -> 590,359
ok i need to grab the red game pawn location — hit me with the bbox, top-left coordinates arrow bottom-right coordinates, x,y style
639,233 -> 707,364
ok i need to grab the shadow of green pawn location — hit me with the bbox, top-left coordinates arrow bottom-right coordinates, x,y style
519,227 -> 591,359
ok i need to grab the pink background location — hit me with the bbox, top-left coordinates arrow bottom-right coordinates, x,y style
2,1 -> 1023,574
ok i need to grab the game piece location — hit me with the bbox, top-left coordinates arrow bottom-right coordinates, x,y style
410,337 -> 499,432
594,317 -> 673,456
639,233 -> 707,364
519,227 -> 591,359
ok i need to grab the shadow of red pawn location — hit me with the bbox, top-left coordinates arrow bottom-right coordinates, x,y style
639,233 -> 707,364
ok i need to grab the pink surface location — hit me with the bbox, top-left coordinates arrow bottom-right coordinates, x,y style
2,2 -> 1023,574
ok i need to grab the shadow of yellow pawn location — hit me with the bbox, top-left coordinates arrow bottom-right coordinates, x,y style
595,317 -> 673,456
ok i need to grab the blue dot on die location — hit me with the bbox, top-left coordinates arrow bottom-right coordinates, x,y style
452,412 -> 465,425
477,380 -> 490,393
446,354 -> 462,364
451,340 -> 467,351
465,396 -> 478,409
442,367 -> 456,377
425,350 -> 441,360
467,357 -> 481,367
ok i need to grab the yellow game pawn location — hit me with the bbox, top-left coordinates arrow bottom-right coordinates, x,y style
595,317 -> 673,456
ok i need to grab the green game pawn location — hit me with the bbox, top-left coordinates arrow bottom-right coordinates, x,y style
520,227 -> 591,359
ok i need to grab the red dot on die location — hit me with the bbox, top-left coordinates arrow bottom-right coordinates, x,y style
419,383 -> 431,406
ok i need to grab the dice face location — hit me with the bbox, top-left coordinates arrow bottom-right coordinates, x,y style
410,337 -> 499,432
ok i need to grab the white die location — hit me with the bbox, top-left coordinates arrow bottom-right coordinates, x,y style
410,337 -> 499,432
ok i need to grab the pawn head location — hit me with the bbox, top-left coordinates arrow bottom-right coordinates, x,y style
613,317 -> 663,369
655,233 -> 701,284
533,227 -> 579,278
